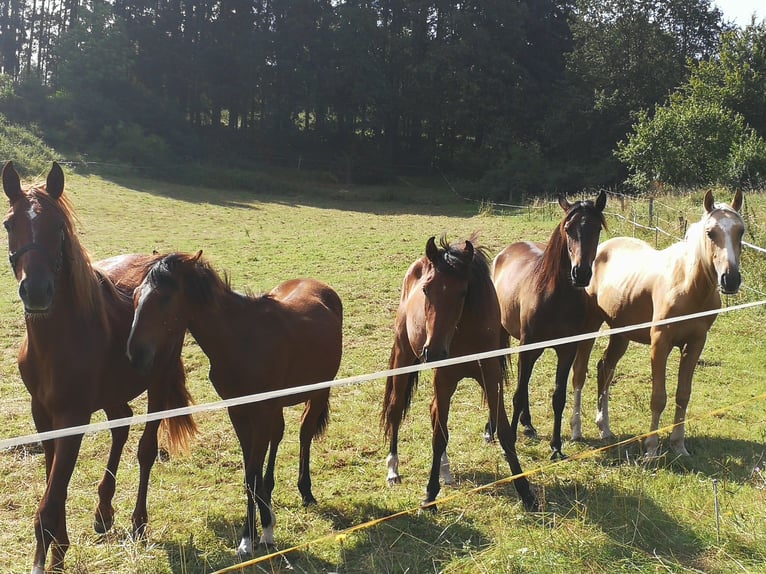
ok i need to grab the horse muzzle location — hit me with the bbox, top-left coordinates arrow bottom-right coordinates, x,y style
570,265 -> 593,288
720,270 -> 741,295
18,276 -> 55,314
128,344 -> 156,374
422,345 -> 448,363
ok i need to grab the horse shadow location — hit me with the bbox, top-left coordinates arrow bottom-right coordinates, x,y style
543,481 -> 708,562
162,501 -> 488,573
572,433 -> 763,484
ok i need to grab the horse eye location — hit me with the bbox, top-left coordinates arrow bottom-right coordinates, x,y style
2,220 -> 11,232
422,285 -> 430,297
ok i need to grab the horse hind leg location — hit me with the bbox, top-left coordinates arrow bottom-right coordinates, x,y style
297,390 -> 330,506
94,403 -> 133,534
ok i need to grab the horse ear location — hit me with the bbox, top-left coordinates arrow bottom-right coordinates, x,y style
46,162 -> 65,200
703,190 -> 714,214
192,250 -> 203,262
731,189 -> 743,212
595,189 -> 607,212
558,195 -> 572,212
464,240 -> 475,261
2,161 -> 23,203
425,236 -> 438,263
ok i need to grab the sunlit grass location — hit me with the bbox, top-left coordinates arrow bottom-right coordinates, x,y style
0,167 -> 764,573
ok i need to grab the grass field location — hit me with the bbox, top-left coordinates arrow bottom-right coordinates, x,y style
1,165 -> 765,573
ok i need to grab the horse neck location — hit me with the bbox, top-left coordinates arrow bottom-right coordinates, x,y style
185,288 -> 252,361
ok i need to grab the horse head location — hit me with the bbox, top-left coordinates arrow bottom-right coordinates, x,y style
414,236 -> 474,363
702,189 -> 744,295
128,251 -> 203,372
2,161 -> 67,314
558,189 -> 607,288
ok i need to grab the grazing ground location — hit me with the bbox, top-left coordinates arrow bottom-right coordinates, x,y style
0,165 -> 764,573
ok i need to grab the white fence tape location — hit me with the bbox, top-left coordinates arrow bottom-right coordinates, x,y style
1,298 -> 764,451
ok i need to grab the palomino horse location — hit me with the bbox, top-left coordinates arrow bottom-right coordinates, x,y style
570,190 -> 744,457
381,235 -> 538,511
2,161 -> 196,574
492,190 -> 607,459
126,252 -> 343,556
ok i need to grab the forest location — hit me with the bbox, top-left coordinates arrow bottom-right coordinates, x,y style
1,0 -> 765,196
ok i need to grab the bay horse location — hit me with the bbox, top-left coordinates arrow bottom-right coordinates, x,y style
492,190 -> 607,460
381,235 -> 538,511
570,190 -> 744,457
2,161 -> 196,574
126,251 -> 343,556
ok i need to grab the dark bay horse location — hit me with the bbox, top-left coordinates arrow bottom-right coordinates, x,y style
126,251 -> 343,555
492,190 -> 606,459
381,235 -> 537,511
570,190 -> 744,457
2,161 -> 196,574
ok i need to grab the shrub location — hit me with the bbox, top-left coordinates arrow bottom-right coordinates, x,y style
0,114 -> 58,176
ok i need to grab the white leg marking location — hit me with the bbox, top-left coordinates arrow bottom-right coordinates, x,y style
31,566 -> 45,574
386,453 -> 401,484
570,387 -> 583,440
259,508 -> 276,546
439,451 -> 454,485
236,535 -> 253,558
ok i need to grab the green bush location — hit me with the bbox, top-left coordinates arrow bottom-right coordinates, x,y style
0,113 -> 58,177
616,100 -> 766,189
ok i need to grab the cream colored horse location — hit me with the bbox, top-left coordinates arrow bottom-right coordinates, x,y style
570,189 -> 744,457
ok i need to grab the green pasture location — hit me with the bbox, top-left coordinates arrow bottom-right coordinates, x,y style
0,166 -> 764,573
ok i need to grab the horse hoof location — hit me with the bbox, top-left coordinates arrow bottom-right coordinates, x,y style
550,450 -> 568,461
94,516 -> 113,534
522,493 -> 540,512
302,495 -> 318,507
483,432 -> 495,444
387,476 -> 402,486
132,522 -> 148,541
420,500 -> 438,513
523,425 -> 538,439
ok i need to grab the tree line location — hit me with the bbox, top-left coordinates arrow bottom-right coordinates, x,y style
1,0 -> 764,196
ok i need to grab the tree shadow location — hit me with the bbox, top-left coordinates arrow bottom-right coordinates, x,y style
84,163 -> 474,217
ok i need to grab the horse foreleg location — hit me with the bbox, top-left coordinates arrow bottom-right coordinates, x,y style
646,333 -> 672,458
382,367 -> 416,486
423,374 -> 458,510
596,335 -> 628,440
550,345 -> 577,459
671,336 -> 706,456
94,403 -> 132,534
33,417 -> 86,574
515,349 -> 542,438
298,390 -> 329,506
131,419 -> 161,538
570,338 -> 595,441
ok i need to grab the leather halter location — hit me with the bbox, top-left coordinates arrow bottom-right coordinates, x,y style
8,234 -> 64,274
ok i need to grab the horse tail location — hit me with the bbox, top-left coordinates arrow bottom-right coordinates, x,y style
312,391 -> 331,439
381,344 -> 419,439
498,327 -> 511,387
159,358 -> 198,455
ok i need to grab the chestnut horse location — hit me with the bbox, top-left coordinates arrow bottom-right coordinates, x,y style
492,190 -> 607,459
2,161 -> 195,574
381,235 -> 538,511
126,251 -> 343,556
570,190 -> 744,457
